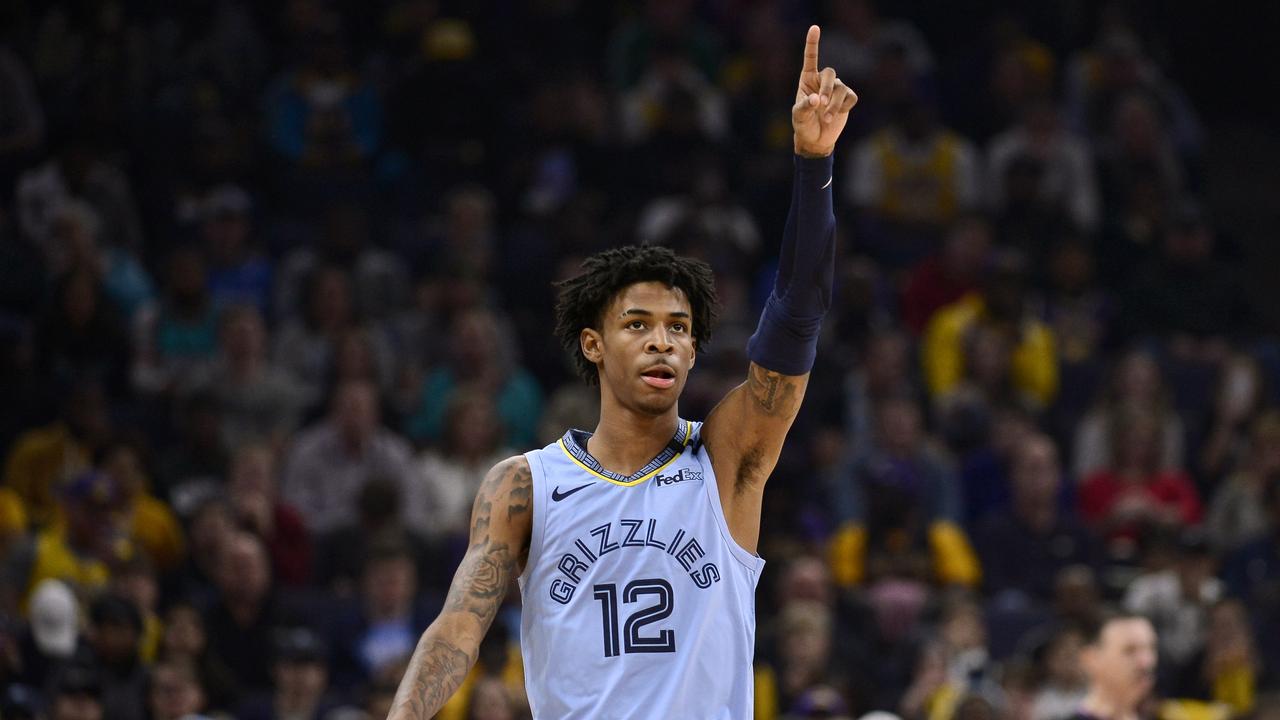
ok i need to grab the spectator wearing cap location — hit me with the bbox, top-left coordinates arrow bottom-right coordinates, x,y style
181,304 -> 310,449
922,250 -> 1059,411
975,433 -> 1099,604
1207,410 -> 1280,553
86,593 -> 147,720
238,626 -> 339,720
47,661 -> 106,720
199,184 -> 273,316
4,379 -> 108,528
228,443 -> 313,586
4,469 -> 125,609
282,379 -> 413,535
1123,530 -> 1222,675
13,579 -> 82,690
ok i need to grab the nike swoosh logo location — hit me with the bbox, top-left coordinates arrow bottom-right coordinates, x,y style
551,483 -> 592,502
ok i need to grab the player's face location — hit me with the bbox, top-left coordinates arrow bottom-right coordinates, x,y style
585,282 -> 696,416
1084,618 -> 1157,706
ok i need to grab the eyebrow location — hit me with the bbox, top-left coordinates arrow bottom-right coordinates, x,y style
619,308 -> 691,319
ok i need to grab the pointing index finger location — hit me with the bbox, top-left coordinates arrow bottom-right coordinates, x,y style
803,25 -> 820,74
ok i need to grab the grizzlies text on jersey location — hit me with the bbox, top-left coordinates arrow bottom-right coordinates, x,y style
518,420 -> 765,719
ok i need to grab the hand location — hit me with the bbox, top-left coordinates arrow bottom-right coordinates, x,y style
793,25 -> 858,158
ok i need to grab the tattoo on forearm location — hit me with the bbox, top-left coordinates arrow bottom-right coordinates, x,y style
747,364 -> 802,416
387,459 -> 533,720
389,638 -> 471,719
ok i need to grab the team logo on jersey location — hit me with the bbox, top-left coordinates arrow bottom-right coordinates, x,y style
547,516 -> 723,605
552,483 -> 592,502
654,468 -> 702,487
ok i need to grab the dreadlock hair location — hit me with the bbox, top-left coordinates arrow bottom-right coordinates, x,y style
554,245 -> 718,384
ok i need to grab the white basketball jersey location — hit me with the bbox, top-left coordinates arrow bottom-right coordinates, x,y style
518,419 -> 765,719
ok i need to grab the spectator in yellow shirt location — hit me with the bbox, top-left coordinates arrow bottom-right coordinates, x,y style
922,250 -> 1058,410
7,469 -> 127,610
3,380 -> 109,527
98,437 -> 186,573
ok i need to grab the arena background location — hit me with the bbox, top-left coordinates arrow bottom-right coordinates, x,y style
1,1 -> 1279,719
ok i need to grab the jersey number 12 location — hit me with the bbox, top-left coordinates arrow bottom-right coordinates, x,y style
593,578 -> 675,657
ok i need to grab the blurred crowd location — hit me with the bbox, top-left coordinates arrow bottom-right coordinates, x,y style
0,1 -> 1278,719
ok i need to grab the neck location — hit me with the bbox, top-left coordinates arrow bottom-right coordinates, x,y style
588,400 -> 680,476
1080,689 -> 1139,720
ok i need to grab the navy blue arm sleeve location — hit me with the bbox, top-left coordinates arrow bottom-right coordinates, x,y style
746,154 -> 837,375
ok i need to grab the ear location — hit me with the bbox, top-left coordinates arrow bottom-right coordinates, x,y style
580,328 -> 604,365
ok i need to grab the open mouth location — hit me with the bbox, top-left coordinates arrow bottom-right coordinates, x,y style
640,366 -> 676,389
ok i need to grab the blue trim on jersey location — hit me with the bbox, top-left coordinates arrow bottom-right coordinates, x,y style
558,420 -> 692,486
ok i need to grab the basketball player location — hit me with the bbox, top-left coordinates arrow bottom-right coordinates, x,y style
1072,611 -> 1158,720
388,25 -> 858,719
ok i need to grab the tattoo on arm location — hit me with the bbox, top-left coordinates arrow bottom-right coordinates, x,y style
389,638 -> 470,719
746,363 -> 803,417
388,458 -> 533,720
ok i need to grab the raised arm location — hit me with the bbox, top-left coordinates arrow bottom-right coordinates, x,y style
703,26 -> 856,549
388,456 -> 532,720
